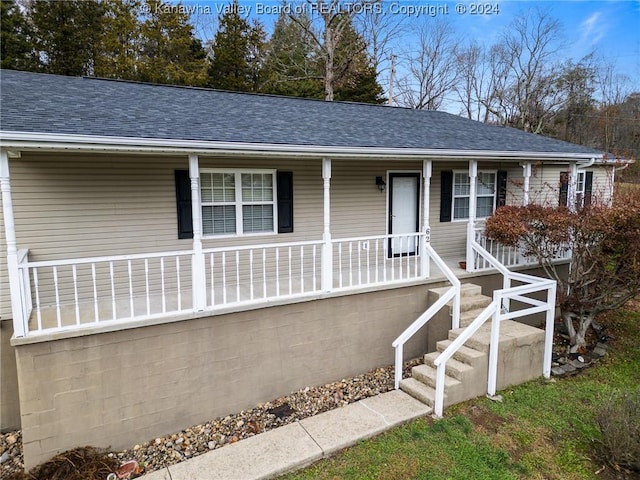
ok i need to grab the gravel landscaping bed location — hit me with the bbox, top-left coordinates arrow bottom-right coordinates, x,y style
1,358 -> 421,478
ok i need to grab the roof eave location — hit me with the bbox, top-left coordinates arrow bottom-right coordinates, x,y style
0,131 -> 605,162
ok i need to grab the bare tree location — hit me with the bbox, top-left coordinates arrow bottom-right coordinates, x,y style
456,42 -> 482,120
395,19 -> 460,110
495,9 -> 564,132
597,62 -> 633,154
288,0 -> 376,101
456,9 -> 564,131
354,3 -> 406,101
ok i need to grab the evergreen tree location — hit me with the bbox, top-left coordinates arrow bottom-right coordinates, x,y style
260,11 -> 323,98
1,0 -> 37,71
94,0 -> 142,80
29,0 -> 106,76
263,7 -> 383,103
207,0 -> 266,92
330,16 -> 384,104
137,0 -> 207,86
334,64 -> 383,103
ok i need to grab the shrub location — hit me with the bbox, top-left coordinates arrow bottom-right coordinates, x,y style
595,389 -> 640,472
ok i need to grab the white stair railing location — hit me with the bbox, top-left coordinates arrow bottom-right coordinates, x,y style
392,243 -> 461,389
430,240 -> 556,417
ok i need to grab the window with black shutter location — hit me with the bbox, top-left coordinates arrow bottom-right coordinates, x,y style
175,169 -> 293,238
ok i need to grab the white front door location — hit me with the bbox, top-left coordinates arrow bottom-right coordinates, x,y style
388,173 -> 420,256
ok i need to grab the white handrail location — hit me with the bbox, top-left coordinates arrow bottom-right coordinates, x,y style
425,243 -> 461,328
433,300 -> 499,416
392,286 -> 456,389
21,249 -> 194,268
391,242 -> 460,390
429,240 -> 556,417
203,239 -> 323,254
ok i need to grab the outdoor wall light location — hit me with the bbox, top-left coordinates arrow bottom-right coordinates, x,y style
376,176 -> 386,192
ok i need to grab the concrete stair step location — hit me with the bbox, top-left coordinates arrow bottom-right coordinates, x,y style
436,339 -> 487,368
429,283 -> 482,299
452,294 -> 493,312
411,364 -> 461,390
448,320 -> 546,353
423,352 -> 475,381
459,307 -> 490,328
399,377 -> 439,407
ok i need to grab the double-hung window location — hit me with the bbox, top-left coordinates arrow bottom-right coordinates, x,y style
200,170 -> 276,236
452,171 -> 497,220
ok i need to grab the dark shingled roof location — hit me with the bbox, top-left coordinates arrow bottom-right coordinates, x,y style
0,69 -> 603,156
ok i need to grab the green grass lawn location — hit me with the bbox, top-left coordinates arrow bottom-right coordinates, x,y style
281,304 -> 640,480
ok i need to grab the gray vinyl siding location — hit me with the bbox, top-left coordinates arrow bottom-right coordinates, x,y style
429,162 -> 466,259
505,163 -> 614,208
590,167 -> 614,205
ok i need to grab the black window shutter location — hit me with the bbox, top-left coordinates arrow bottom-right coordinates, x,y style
440,170 -> 453,222
559,172 -> 569,207
175,170 -> 193,239
584,171 -> 593,206
496,170 -> 508,208
277,171 -> 294,233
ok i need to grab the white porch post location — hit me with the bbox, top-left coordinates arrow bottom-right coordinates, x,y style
321,158 -> 333,292
420,160 -> 432,278
568,161 -> 578,212
608,165 -> 615,207
189,154 -> 206,311
466,160 -> 478,272
522,161 -> 532,206
1,149 -> 27,337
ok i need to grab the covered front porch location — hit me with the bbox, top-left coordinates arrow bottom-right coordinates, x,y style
2,151 -> 575,339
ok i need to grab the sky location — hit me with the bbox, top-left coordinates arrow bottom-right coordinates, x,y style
185,0 -> 640,98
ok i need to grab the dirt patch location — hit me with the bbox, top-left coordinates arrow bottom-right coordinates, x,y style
453,403 -> 506,435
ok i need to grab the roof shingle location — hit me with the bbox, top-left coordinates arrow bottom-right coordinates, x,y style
0,69 -> 603,156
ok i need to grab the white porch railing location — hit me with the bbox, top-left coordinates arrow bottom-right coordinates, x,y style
202,240 -> 324,307
333,233 -> 426,289
472,222 -> 571,271
392,242 -> 461,390
429,239 -> 556,417
15,233 -> 434,337
18,250 -> 194,333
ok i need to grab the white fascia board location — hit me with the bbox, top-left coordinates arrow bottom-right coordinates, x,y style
0,130 -> 601,162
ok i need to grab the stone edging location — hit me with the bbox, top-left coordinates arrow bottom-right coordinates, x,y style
550,342 -> 609,377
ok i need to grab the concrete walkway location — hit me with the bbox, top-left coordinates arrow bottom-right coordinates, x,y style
139,390 -> 432,480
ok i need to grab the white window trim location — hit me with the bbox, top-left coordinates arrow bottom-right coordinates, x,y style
200,168 -> 278,238
576,171 -> 586,207
452,170 -> 471,222
452,169 -> 497,222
